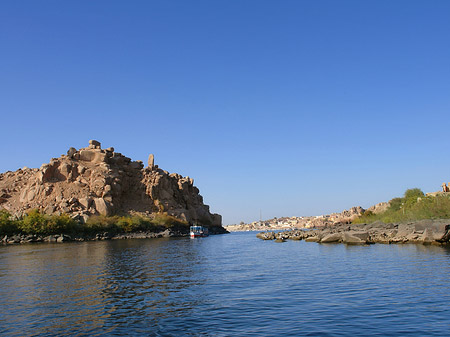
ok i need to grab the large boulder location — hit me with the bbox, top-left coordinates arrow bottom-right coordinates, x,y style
67,147 -> 77,157
320,233 -> 342,243
256,232 -> 276,240
413,220 -> 449,240
94,198 -> 110,216
397,224 -> 414,238
342,231 -> 367,244
89,140 -> 101,149
79,150 -> 106,163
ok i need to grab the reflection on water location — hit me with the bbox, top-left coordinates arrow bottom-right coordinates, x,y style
0,238 -> 209,336
1,234 -> 450,336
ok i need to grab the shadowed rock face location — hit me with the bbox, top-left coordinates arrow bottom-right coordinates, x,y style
257,219 -> 450,245
0,140 -> 222,228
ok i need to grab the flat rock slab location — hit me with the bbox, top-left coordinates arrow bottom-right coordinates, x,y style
342,232 -> 367,244
320,233 -> 342,243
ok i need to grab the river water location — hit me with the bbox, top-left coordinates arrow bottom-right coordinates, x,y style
1,231 -> 450,336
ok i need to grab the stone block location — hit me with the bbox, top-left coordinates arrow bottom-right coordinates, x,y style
89,140 -> 101,149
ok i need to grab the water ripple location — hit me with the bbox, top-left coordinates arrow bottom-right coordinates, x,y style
1,234 -> 450,335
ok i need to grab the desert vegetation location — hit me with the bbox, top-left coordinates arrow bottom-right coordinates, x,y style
0,209 -> 188,237
354,188 -> 450,224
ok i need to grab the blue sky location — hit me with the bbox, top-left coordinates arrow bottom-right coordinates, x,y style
1,1 -> 450,225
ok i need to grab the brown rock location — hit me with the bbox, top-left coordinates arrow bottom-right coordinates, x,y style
79,150 -> 106,163
130,161 -> 144,170
79,197 -> 93,209
67,147 -> 77,157
79,150 -> 96,162
94,198 -> 110,216
0,140 -> 224,231
320,233 -> 342,243
89,140 -> 101,149
305,236 -> 320,242
342,232 -> 366,244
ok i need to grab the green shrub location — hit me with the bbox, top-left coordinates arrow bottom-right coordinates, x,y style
389,198 -> 403,212
0,210 -> 20,235
116,216 -> 134,232
152,213 -> 188,229
18,210 -> 79,235
46,214 -> 78,235
363,210 -> 374,217
116,215 -> 152,232
353,188 -> 450,224
404,188 -> 425,200
84,215 -> 120,234
0,210 -> 189,237
19,209 -> 48,235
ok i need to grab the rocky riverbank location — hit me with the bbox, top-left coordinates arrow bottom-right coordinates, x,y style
257,219 -> 450,245
2,225 -> 228,245
1,230 -> 179,244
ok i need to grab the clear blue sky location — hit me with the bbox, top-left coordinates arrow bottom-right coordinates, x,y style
1,1 -> 450,225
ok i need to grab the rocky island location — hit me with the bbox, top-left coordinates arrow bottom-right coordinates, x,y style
0,140 -> 227,243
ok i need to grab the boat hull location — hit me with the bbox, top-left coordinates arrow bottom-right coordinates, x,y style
190,233 -> 208,238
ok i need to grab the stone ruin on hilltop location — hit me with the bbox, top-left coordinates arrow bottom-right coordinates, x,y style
0,140 -> 222,227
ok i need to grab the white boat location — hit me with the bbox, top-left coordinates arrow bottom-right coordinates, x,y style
190,225 -> 209,238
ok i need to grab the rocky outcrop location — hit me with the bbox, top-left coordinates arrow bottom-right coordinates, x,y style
0,140 -> 223,229
366,202 -> 390,214
257,219 -> 450,245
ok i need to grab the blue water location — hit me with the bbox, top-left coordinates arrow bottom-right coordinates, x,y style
1,232 -> 450,336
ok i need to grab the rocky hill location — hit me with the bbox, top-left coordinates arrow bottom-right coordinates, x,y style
0,140 -> 222,229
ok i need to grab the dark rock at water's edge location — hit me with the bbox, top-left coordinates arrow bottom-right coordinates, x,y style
256,219 -> 450,245
2,226 -> 229,245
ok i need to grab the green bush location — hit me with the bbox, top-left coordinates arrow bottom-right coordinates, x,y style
353,188 -> 450,224
404,188 -> 425,200
116,216 -> 134,232
46,214 -> 79,235
0,210 -> 20,235
152,213 -> 188,229
18,210 -> 79,235
19,209 -> 49,235
84,215 -> 120,234
0,210 -> 189,237
389,198 -> 403,212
